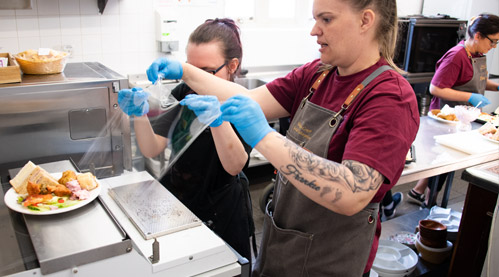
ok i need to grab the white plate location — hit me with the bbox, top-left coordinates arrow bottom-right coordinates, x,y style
428,110 -> 458,124
427,206 -> 462,233
480,133 -> 499,144
372,240 -> 418,275
4,172 -> 101,215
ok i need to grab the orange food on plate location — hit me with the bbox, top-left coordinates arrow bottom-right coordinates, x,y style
58,170 -> 77,185
430,109 -> 458,121
23,194 -> 53,207
478,123 -> 499,141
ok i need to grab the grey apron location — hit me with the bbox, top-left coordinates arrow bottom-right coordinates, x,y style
253,65 -> 392,277
440,45 -> 487,108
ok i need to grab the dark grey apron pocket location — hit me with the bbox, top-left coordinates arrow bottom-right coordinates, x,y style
258,207 -> 314,277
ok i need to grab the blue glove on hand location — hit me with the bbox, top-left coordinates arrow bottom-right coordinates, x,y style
221,95 -> 275,148
468,93 -> 490,108
118,87 -> 150,117
147,57 -> 183,84
180,94 -> 223,127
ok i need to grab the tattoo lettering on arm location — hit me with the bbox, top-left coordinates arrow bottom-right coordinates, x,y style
280,164 -> 321,191
279,138 -> 383,197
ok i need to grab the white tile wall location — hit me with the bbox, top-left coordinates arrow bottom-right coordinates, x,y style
0,0 -> 425,77
0,16 -> 17,37
59,0 -> 80,15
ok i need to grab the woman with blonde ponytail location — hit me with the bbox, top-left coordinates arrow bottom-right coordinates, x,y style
145,0 -> 420,275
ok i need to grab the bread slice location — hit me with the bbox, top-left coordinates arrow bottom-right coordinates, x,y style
9,161 -> 59,194
29,167 -> 60,192
9,161 -> 37,194
76,172 -> 99,191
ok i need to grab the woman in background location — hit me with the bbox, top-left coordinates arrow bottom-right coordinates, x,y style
118,18 -> 254,261
430,13 -> 499,109
409,14 -> 499,207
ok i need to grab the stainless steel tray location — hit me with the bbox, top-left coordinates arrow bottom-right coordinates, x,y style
108,180 -> 201,240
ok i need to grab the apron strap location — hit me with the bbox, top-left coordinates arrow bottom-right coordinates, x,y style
339,65 -> 393,114
459,44 -> 473,60
304,65 -> 393,114
310,70 -> 331,92
301,69 -> 331,107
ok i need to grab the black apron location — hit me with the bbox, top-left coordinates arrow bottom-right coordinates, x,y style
156,83 -> 253,260
439,45 -> 487,108
253,65 -> 392,277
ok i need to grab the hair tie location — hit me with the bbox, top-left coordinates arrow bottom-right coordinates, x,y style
469,15 -> 481,26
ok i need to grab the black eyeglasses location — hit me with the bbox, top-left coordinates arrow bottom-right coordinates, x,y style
205,62 -> 227,75
484,34 -> 499,46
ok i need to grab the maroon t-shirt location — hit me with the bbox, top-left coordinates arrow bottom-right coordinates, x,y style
429,42 -> 482,109
268,58 -> 419,200
267,59 -> 420,273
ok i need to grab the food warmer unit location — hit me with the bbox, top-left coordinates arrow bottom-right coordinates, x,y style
0,63 -> 246,276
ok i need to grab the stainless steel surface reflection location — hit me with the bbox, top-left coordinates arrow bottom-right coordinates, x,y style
398,117 -> 499,185
0,62 -> 132,179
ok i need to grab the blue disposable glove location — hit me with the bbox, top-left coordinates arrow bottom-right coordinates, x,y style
118,87 -> 150,117
468,93 -> 490,108
147,57 -> 183,84
180,94 -> 223,127
221,95 -> 275,148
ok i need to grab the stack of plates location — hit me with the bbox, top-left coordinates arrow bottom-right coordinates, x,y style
372,240 -> 418,277
426,206 -> 462,241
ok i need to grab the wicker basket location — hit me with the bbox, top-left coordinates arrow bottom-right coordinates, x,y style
15,49 -> 69,75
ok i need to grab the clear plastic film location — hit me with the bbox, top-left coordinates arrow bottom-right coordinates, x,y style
146,75 -> 177,110
78,77 -> 220,181
144,79 -> 221,181
163,106 -> 221,179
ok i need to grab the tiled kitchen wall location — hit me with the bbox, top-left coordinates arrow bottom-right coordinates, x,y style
0,0 -> 320,77
0,0 -> 427,77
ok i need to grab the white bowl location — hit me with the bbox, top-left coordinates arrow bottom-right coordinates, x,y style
415,234 -> 453,264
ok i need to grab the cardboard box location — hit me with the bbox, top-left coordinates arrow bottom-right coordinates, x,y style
0,53 -> 22,84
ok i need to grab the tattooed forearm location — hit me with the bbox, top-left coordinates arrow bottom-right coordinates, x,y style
279,137 -> 383,193
280,164 -> 320,191
320,186 -> 342,203
342,160 -> 384,192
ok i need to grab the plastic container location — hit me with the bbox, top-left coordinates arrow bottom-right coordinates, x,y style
455,105 -> 480,132
15,49 -> 69,74
372,240 -> 418,277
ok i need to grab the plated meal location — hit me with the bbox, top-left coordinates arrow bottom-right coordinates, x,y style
5,161 -> 100,214
478,123 -> 499,143
476,112 -> 499,126
428,105 -> 458,124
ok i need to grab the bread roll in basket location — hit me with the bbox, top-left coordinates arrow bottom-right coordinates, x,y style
15,49 -> 69,74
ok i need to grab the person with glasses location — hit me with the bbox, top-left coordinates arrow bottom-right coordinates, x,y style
146,0 -> 420,275
407,14 -> 499,210
428,13 -> 499,110
118,18 -> 255,262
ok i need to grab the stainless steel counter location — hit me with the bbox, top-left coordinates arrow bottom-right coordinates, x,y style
0,166 -> 243,277
397,116 -> 498,186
